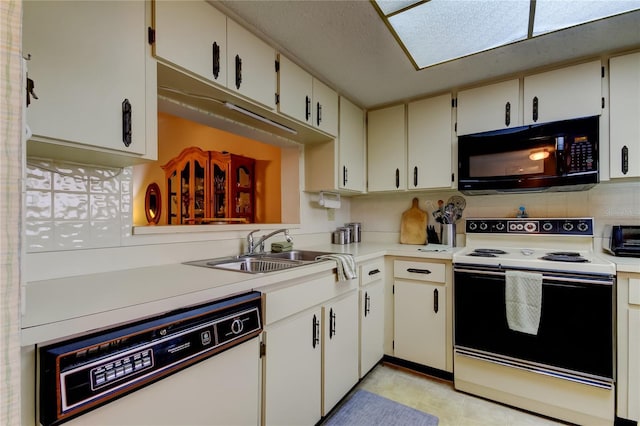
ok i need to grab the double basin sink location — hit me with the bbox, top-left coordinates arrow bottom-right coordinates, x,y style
184,250 -> 336,274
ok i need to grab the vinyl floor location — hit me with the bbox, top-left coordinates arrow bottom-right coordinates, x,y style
351,363 -> 569,426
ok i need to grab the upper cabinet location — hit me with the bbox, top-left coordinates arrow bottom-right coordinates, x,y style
23,1 -> 156,166
524,60 -> 602,125
457,79 -> 521,135
407,94 -> 454,189
367,104 -> 407,192
338,97 -> 366,192
609,52 -> 640,179
304,97 -> 365,193
153,0 -> 227,87
227,19 -> 277,110
278,55 -> 338,136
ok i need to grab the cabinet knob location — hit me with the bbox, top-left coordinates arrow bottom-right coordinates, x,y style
505,102 -> 511,126
316,102 -> 322,126
305,96 -> 311,121
433,288 -> 439,313
329,308 -> 336,339
364,292 -> 371,317
413,166 -> 418,187
532,96 -> 539,122
395,168 -> 400,189
312,314 -> 320,348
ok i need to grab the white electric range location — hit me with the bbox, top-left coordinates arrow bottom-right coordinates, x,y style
453,218 -> 616,426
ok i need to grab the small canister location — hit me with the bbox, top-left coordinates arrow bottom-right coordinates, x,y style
346,222 -> 361,243
337,226 -> 352,244
332,229 -> 347,245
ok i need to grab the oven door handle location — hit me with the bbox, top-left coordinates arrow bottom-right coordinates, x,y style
453,268 -> 613,286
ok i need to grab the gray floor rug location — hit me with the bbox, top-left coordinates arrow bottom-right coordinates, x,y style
323,389 -> 439,425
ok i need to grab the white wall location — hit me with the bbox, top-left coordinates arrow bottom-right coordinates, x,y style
351,180 -> 640,241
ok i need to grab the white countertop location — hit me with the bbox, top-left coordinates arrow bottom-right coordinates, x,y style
22,242 -> 456,346
600,252 -> 640,273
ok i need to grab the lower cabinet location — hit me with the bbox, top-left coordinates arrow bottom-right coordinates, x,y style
263,306 -> 322,425
393,260 -> 448,371
262,272 -> 359,425
359,260 -> 385,378
322,291 -> 359,415
617,272 -> 640,421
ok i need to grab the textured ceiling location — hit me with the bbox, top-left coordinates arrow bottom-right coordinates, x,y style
215,1 -> 640,109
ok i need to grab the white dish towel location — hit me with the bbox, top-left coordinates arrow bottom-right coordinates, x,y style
316,254 -> 357,281
505,270 -> 543,335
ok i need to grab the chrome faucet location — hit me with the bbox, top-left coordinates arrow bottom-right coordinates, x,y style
246,228 -> 292,254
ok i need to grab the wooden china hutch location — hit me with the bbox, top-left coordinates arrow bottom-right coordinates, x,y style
161,147 -> 255,224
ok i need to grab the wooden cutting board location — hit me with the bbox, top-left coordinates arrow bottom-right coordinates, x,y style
400,198 -> 427,244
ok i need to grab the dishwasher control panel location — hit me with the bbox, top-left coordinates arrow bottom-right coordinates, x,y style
39,291 -> 262,426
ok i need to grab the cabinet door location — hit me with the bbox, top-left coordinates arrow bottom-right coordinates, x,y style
360,280 -> 384,378
367,105 -> 406,192
23,1 -> 147,154
394,280 -> 446,370
323,291 -> 359,415
610,52 -> 640,179
339,97 -> 366,192
407,94 -> 453,189
278,55 -> 313,124
457,79 -> 521,135
313,79 -> 339,136
227,19 -> 276,110
264,307 -> 322,426
153,0 -> 227,87
524,60 -> 602,125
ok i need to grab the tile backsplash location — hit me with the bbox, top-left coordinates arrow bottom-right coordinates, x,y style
25,160 -> 132,252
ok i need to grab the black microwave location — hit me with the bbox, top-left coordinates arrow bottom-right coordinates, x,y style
457,116 -> 599,195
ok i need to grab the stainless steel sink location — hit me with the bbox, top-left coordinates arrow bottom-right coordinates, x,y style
184,250 -> 337,274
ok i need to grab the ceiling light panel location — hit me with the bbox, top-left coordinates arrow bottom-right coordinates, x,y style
387,0 -> 530,68
533,0 -> 640,36
376,0 -> 424,15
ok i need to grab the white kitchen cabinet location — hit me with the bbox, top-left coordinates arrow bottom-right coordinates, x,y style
227,19 -> 277,110
278,55 -> 338,136
359,260 -> 385,377
323,290 -> 359,415
393,260 -> 448,371
407,93 -> 454,189
262,272 -> 358,425
367,104 -> 407,192
609,52 -> 640,179
457,79 -> 521,135
313,79 -> 339,136
524,60 -> 602,125
264,306 -> 322,426
23,0 -> 156,166
153,0 -> 227,87
304,96 -> 365,193
617,273 -> 640,421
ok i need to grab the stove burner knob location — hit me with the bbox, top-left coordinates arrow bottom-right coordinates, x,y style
479,222 -> 488,231
468,222 -> 478,231
524,222 -> 537,232
495,222 -> 505,231
577,222 -> 589,232
231,318 -> 244,335
563,222 -> 574,232
542,222 -> 553,232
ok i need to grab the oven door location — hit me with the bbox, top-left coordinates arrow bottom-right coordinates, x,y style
454,264 -> 614,386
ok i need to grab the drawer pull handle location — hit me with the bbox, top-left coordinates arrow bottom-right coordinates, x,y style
122,99 -> 132,147
235,54 -> 242,89
407,268 -> 431,274
368,269 -> 381,276
212,42 -> 220,79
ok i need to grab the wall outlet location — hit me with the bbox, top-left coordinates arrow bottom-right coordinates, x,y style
327,208 -> 335,221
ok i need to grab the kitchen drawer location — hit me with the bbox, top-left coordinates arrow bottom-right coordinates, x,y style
394,260 -> 445,283
360,259 -> 384,286
263,273 -> 357,325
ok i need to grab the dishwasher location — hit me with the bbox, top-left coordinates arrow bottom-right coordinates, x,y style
38,291 -> 263,426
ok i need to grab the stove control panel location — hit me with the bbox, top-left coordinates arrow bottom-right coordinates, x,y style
466,218 -> 593,236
